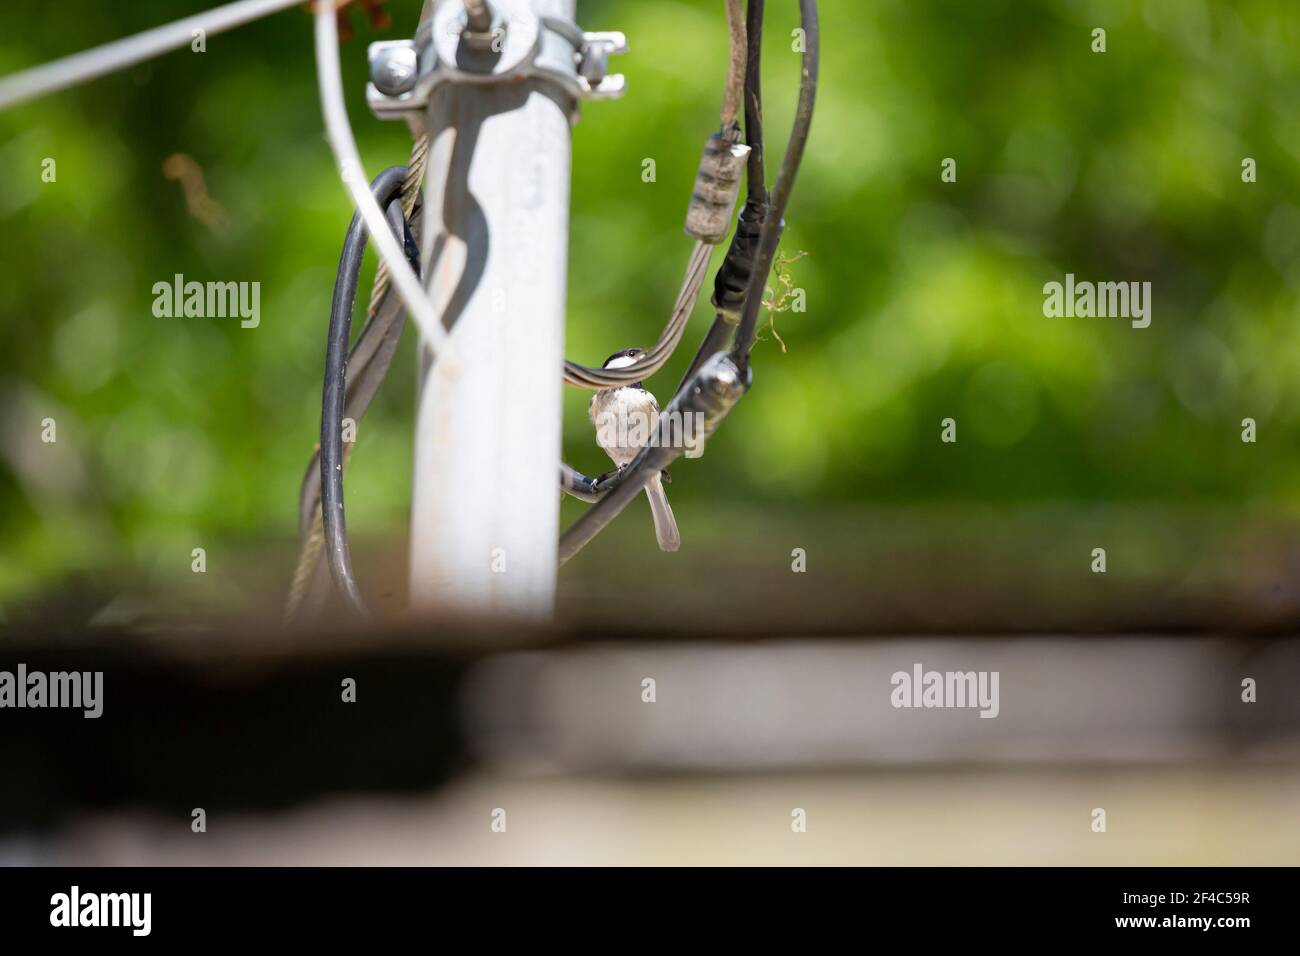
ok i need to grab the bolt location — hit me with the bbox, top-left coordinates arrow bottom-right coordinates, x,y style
371,43 -> 418,96
579,42 -> 608,85
464,0 -> 493,33
460,0 -> 500,52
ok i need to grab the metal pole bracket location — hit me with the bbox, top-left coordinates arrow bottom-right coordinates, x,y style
366,1 -> 626,125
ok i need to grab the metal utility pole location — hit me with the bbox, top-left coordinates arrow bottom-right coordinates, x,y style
367,0 -> 625,619
410,1 -> 569,621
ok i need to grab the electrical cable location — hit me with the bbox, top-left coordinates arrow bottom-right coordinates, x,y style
313,2 -> 457,370
0,0 -> 305,110
721,0 -> 746,133
673,0 -> 767,395
298,0 -> 811,593
560,464 -> 604,503
730,0 -> 818,367
742,0 -> 767,205
286,139 -> 431,624
318,166 -> 413,618
557,0 -> 818,561
285,235 -> 409,621
560,0 -> 752,392
300,141 -> 430,538
562,0 -> 769,500
562,240 -> 711,389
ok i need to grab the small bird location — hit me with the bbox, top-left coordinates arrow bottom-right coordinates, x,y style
589,348 -> 680,552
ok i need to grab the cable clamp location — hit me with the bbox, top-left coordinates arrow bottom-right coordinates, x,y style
366,0 -> 626,125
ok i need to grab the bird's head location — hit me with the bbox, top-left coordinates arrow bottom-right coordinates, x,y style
601,347 -> 646,370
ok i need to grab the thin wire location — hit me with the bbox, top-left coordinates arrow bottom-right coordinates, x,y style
313,4 -> 457,372
721,0 -> 746,131
367,137 -> 430,317
285,451 -> 341,623
0,0 -> 304,110
563,240 -> 711,389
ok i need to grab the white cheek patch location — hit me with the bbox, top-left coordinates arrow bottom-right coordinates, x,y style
605,353 -> 639,370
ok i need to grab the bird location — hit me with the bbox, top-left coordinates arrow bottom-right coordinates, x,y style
589,348 -> 681,552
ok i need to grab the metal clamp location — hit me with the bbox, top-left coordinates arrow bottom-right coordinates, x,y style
366,0 -> 626,125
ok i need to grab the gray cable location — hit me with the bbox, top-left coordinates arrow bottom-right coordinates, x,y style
563,240 -> 711,389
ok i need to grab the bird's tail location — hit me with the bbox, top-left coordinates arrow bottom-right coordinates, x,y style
645,474 -> 680,552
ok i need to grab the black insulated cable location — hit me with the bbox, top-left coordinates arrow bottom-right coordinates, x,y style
743,0 -> 766,203
731,0 -> 818,368
320,165 -> 411,617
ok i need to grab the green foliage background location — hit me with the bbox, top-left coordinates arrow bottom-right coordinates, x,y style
2,0 -> 1299,619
